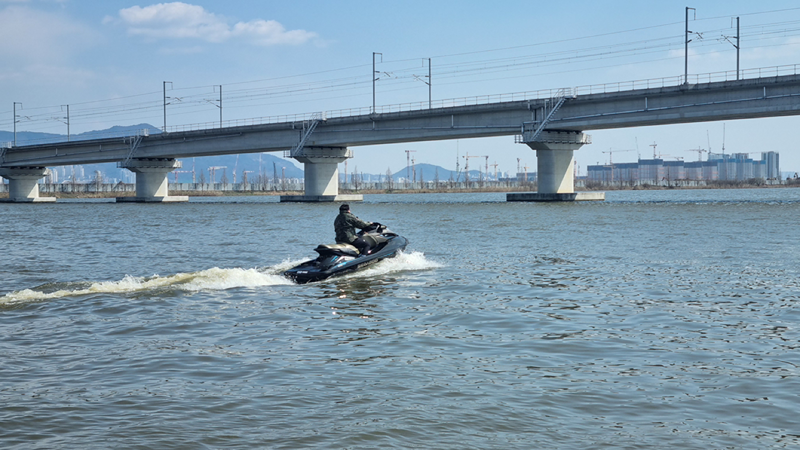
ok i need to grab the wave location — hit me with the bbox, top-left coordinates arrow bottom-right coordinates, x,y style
0,252 -> 442,305
0,266 -> 295,306
340,250 -> 444,280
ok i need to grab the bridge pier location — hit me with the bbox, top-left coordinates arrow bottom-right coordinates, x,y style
281,147 -> 363,203
0,167 -> 56,203
116,159 -> 188,203
508,131 -> 605,202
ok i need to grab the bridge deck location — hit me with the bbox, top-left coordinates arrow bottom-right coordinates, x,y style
4,74 -> 800,168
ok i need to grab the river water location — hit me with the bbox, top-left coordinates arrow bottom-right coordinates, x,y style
2,188 -> 800,449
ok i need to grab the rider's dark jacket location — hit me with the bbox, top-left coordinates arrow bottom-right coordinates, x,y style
334,212 -> 372,244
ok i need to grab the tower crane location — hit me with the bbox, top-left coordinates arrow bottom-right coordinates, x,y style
688,147 -> 707,161
601,149 -> 635,186
405,150 -> 416,184
490,162 -> 499,180
208,166 -> 227,183
601,149 -> 635,165
233,155 -> 239,184
172,170 -> 192,183
650,142 -> 658,159
463,153 -> 487,182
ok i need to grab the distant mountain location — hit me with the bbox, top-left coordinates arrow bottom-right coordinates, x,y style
0,130 -> 63,146
392,163 -> 483,182
176,153 -> 303,183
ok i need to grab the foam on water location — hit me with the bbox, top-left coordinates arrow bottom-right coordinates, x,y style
179,266 -> 295,291
340,250 -> 443,280
0,254 -> 440,304
0,266 -> 295,305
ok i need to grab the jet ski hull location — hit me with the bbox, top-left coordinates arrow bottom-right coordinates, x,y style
284,234 -> 408,284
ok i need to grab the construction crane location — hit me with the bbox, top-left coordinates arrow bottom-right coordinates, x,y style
208,166 -> 226,183
490,162 -> 499,180
687,147 -> 707,161
172,170 -> 192,183
600,149 -> 635,186
658,154 -> 684,161
404,150 -> 416,184
241,170 -> 254,185
232,155 -> 239,184
601,149 -> 635,165
463,153 -> 487,182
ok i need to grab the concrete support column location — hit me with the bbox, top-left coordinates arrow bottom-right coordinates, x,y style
304,159 -> 340,196
508,130 -> 604,202
536,148 -> 577,194
117,159 -> 188,203
0,167 -> 56,202
281,147 -> 363,202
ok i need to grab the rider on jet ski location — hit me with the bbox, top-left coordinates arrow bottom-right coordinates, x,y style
334,204 -> 374,256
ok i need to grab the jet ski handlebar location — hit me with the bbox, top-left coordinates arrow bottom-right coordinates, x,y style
362,222 -> 384,233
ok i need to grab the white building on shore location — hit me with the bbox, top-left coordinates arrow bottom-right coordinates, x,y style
587,152 -> 780,186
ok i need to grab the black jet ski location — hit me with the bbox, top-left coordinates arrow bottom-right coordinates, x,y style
284,223 -> 408,284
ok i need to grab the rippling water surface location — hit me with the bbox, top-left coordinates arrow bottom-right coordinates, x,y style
2,189 -> 800,449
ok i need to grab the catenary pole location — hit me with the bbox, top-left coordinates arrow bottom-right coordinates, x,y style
685,7 -> 696,84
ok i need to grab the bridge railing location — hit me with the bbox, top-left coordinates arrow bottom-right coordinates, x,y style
572,64 -> 800,96
166,113 -> 321,133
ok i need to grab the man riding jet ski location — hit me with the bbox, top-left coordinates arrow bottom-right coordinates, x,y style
283,204 -> 408,284
334,204 -> 374,256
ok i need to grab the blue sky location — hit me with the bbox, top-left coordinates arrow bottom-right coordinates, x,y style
3,0 -> 800,176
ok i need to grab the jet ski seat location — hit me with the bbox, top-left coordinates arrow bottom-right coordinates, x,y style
315,243 -> 360,257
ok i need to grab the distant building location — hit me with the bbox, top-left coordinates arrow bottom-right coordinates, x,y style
663,160 -> 685,182
587,151 -> 780,185
685,161 -> 703,180
516,172 -> 537,182
638,159 -> 665,184
762,151 -> 780,179
615,163 -> 638,185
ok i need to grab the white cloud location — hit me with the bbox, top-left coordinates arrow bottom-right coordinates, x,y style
113,2 -> 316,46
232,19 -> 316,46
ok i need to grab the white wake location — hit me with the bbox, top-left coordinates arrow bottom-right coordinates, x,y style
0,252 -> 442,305
0,266 -> 294,305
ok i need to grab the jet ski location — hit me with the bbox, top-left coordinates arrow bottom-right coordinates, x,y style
284,223 -> 408,284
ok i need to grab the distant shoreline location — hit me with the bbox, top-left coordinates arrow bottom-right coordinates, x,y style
2,181 -> 799,199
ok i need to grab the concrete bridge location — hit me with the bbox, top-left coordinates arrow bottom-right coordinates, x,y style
4,70 -> 800,203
